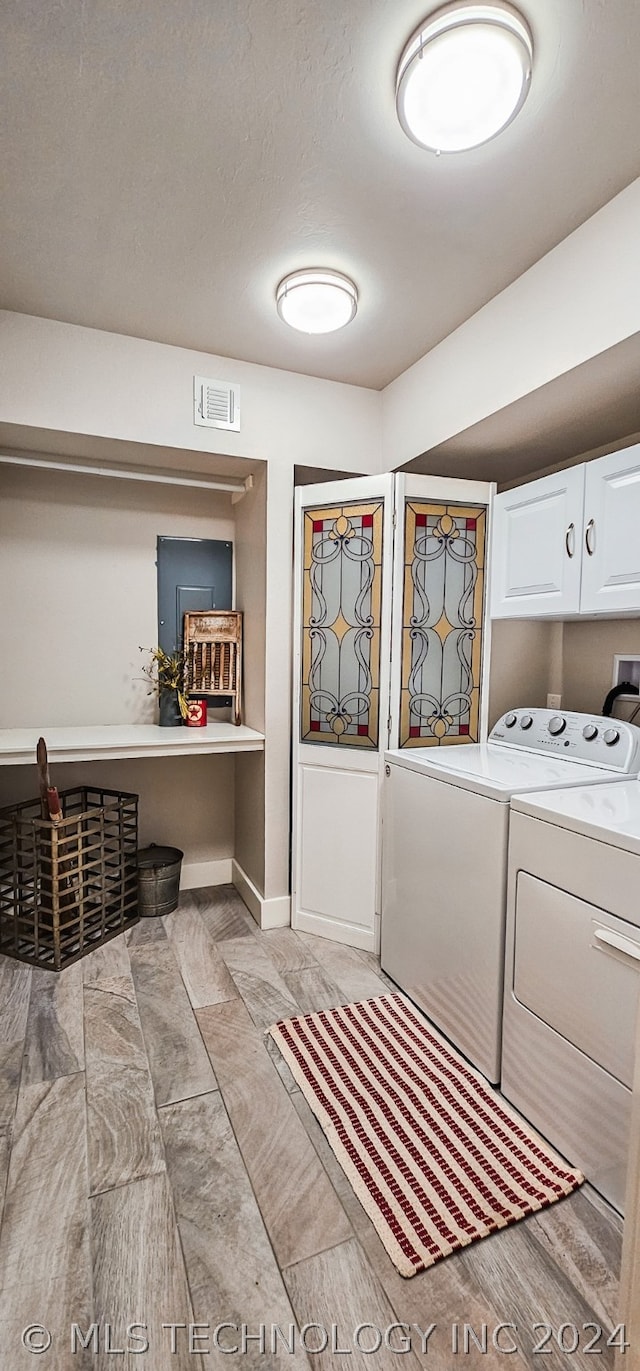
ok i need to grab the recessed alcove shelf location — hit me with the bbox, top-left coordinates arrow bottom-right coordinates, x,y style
0,722 -> 265,767
0,434 -> 279,925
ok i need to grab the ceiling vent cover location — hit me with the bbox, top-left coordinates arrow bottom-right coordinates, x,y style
193,375 -> 241,431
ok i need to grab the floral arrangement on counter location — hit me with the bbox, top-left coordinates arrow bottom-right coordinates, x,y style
139,646 -> 188,722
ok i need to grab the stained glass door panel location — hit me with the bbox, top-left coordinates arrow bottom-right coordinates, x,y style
293,475 -> 394,953
301,500 -> 384,748
400,500 -> 487,747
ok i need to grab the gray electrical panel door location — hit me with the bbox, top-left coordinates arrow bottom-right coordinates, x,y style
157,536 -> 233,656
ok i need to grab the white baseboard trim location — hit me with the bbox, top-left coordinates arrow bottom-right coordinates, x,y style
231,861 -> 261,923
292,907 -> 376,953
260,893 -> 292,930
232,860 -> 291,930
180,858 -> 233,891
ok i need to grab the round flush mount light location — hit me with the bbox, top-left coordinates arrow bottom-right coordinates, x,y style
276,269 -> 358,334
396,2 -> 533,154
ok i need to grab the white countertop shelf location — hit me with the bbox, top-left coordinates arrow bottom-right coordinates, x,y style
0,723 -> 265,766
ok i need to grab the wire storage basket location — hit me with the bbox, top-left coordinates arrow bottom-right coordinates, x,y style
0,787 -> 139,971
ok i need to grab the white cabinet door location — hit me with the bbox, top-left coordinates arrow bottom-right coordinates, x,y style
490,466 -> 584,618
292,474 -> 395,952
580,445 -> 640,614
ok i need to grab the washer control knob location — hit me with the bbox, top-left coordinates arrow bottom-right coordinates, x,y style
520,714 -> 533,730
582,724 -> 598,741
504,712 -> 517,728
548,715 -> 566,736
603,727 -> 620,747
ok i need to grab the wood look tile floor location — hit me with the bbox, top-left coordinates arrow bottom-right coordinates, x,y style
0,885 -> 624,1370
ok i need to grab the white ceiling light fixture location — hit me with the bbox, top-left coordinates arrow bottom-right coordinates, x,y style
396,2 -> 533,154
276,269 -> 358,334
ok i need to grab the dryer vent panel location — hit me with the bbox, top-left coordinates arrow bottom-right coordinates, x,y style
193,375 -> 241,431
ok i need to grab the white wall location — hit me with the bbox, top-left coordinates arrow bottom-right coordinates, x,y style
0,464 -> 235,727
263,460 -> 294,902
0,311 -> 382,475
234,465 -> 267,893
382,177 -> 640,469
234,465 -> 267,735
562,619 -> 640,720
228,459 -> 296,908
487,616 -> 640,733
487,619 -> 555,728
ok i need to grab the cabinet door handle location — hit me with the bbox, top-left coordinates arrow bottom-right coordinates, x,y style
593,926 -> 640,964
565,522 -> 575,558
585,518 -> 596,555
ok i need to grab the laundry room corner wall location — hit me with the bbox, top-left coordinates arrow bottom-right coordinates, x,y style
562,619 -> 640,718
487,619 -> 557,726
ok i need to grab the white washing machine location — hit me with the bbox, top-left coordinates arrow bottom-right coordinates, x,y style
381,709 -> 640,1085
502,778 -> 640,1212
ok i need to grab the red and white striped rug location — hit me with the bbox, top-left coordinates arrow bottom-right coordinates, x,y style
269,992 -> 583,1277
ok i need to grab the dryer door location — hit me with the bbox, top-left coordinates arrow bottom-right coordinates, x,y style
513,873 -> 640,1088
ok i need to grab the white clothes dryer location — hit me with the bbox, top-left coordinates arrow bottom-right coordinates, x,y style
381,709 -> 640,1084
502,778 -> 640,1212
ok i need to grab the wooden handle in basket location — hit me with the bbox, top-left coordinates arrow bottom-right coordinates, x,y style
36,737 -> 51,820
46,787 -> 63,823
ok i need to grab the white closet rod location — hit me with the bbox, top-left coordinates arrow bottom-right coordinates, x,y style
0,450 -> 252,496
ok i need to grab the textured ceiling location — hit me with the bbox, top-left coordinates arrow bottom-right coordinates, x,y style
2,0 -> 640,389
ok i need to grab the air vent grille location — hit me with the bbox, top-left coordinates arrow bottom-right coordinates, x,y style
193,375 -> 241,431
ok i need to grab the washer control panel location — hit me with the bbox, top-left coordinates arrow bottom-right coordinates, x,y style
490,709 -> 640,772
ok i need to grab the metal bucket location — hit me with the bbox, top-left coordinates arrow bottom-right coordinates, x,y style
137,844 -> 184,917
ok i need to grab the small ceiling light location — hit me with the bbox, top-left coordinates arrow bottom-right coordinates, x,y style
396,2 -> 533,154
276,269 -> 358,334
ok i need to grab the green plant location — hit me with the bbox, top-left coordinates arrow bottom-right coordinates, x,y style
139,646 -> 188,719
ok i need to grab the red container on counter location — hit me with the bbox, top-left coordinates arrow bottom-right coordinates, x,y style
186,699 -> 207,727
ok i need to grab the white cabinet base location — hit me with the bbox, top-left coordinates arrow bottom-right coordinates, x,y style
296,760 -> 380,950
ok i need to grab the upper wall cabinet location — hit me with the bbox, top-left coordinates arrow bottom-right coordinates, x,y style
490,466 -> 584,618
491,444 -> 640,619
580,446 -> 640,614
